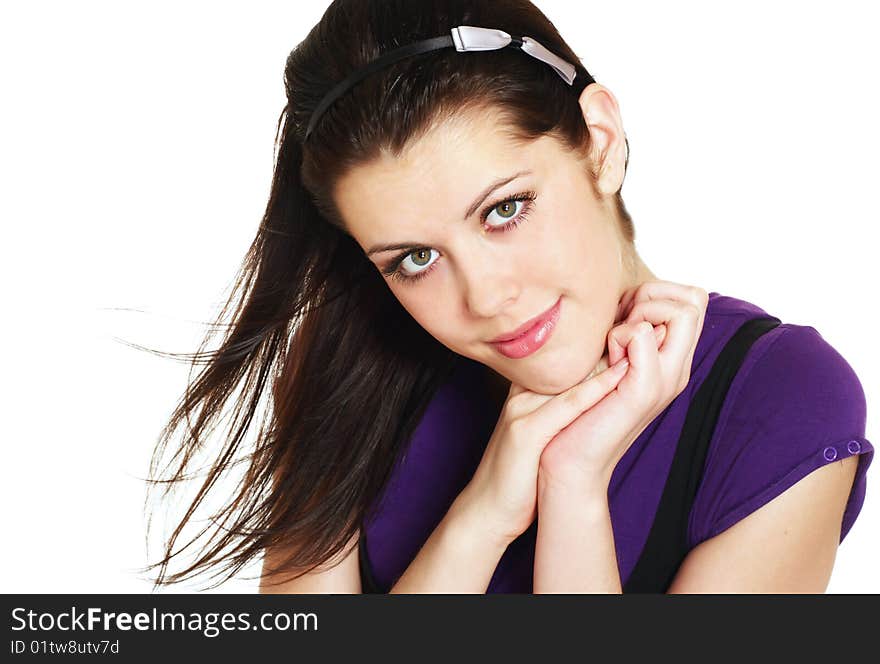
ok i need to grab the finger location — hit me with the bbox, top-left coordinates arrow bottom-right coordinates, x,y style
525,358 -> 629,445
656,322 -> 667,348
617,321 -> 663,401
626,299 -> 700,383
625,299 -> 698,353
607,320 -> 666,365
628,283 -> 707,343
626,298 -> 684,328
504,381 -> 556,419
627,280 -> 706,310
616,280 -> 705,332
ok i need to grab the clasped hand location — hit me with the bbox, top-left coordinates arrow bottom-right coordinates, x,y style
534,280 -> 709,492
463,280 -> 709,544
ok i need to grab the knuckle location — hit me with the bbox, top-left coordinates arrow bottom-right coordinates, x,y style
506,416 -> 531,442
631,300 -> 649,320
689,286 -> 709,311
500,400 -> 517,420
504,392 -> 529,415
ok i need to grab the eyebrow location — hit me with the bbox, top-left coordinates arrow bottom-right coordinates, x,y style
365,169 -> 533,257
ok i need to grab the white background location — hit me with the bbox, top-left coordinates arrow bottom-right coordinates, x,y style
1,1 -> 877,593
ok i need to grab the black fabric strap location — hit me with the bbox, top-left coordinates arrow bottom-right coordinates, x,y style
359,530 -> 384,593
622,315 -> 782,593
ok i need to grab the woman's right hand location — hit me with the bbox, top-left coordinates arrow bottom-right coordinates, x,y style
460,353 -> 636,544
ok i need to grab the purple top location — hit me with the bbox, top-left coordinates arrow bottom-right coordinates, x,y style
363,291 -> 874,592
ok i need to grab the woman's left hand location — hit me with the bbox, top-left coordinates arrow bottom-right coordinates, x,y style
535,280 -> 710,492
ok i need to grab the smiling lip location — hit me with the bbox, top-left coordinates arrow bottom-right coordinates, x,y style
489,297 -> 561,343
489,297 -> 562,359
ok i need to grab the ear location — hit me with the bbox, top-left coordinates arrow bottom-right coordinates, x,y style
577,83 -> 628,196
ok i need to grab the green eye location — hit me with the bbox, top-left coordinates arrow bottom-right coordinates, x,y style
410,249 -> 431,266
494,201 -> 517,219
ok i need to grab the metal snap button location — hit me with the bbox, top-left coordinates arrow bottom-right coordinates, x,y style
823,446 -> 838,462
847,440 -> 862,455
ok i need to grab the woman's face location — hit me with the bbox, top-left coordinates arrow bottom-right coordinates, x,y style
335,100 -> 635,395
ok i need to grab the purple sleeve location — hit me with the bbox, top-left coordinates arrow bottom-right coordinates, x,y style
688,324 -> 874,549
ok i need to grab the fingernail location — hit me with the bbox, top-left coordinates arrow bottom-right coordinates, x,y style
612,357 -> 630,371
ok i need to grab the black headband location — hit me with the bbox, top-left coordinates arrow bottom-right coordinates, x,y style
304,25 -> 591,141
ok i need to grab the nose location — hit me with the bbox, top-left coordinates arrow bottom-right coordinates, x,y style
459,253 -> 521,319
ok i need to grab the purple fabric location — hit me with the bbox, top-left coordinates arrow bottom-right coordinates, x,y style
363,291 -> 874,592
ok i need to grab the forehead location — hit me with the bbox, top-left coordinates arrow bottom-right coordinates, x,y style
334,110 -> 560,246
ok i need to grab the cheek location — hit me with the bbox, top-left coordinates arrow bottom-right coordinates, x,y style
529,203 -> 598,272
394,288 -> 460,340
558,216 -> 618,284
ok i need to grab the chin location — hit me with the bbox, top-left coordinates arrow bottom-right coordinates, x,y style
525,353 -> 604,395
521,372 -> 582,396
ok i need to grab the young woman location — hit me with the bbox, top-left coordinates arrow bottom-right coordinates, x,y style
144,0 -> 873,593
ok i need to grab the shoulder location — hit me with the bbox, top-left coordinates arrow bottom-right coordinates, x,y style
688,318 -> 873,549
669,452 -> 859,592
721,322 -> 867,444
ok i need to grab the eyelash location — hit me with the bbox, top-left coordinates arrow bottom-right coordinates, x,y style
382,190 -> 537,285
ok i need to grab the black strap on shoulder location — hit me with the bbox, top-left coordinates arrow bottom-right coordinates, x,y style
359,530 -> 385,593
622,315 -> 781,593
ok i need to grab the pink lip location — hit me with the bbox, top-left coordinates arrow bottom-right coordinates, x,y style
489,297 -> 561,359
489,297 -> 562,343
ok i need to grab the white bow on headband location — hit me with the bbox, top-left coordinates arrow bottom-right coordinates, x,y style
450,26 -> 577,85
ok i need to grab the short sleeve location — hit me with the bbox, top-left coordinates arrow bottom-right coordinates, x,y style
688,323 -> 874,549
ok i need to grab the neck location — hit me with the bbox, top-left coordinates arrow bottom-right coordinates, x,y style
621,248 -> 658,295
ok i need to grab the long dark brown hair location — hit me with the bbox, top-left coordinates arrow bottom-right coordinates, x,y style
141,0 -> 634,590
